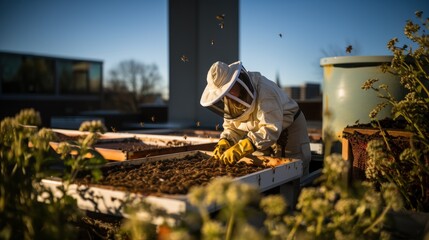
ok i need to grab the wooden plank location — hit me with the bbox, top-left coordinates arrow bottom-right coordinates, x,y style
343,127 -> 412,138
49,142 -> 128,160
239,155 -> 297,167
342,137 -> 351,161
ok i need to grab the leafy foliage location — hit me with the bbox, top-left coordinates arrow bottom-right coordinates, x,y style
0,109 -> 107,239
362,11 -> 429,211
56,120 -> 107,184
120,156 -> 401,240
283,155 -> 402,240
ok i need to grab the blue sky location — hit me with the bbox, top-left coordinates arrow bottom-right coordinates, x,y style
240,0 -> 427,87
1,0 -> 427,98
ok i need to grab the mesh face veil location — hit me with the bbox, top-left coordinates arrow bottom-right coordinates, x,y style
207,67 -> 256,119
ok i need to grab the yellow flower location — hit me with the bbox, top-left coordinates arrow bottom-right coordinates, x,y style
260,195 -> 286,217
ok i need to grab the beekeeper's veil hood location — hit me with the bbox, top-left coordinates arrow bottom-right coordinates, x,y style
200,61 -> 256,120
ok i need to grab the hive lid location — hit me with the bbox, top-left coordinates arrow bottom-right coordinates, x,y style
320,55 -> 393,66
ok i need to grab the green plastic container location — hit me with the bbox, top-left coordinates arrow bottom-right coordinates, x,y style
320,56 -> 406,140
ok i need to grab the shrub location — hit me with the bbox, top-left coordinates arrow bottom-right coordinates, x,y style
362,10 -> 429,211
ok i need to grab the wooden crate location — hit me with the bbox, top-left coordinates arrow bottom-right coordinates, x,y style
341,127 -> 412,179
39,151 -> 302,223
50,129 -> 217,161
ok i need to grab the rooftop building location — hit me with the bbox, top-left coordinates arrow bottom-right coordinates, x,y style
284,82 -> 321,101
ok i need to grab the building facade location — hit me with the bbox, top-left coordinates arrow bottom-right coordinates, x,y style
284,82 -> 321,101
168,0 -> 239,129
0,51 -> 103,126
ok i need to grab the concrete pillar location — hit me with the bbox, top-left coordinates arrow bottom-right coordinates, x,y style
168,0 -> 239,129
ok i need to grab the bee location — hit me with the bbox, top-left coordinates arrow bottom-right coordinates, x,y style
415,10 -> 423,18
140,122 -> 145,127
279,33 -> 283,38
216,14 -> 225,21
219,22 -> 224,29
110,126 -> 116,132
151,116 -> 155,122
346,45 -> 353,54
196,121 -> 200,127
211,39 -> 215,45
180,55 -> 189,62
215,123 -> 220,131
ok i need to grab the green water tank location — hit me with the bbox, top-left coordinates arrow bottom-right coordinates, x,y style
320,56 -> 406,140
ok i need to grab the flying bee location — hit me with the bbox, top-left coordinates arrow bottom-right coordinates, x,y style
211,39 -> 215,45
415,10 -> 423,18
219,22 -> 224,29
110,126 -> 116,132
196,121 -> 200,127
181,55 -> 189,62
346,45 -> 353,54
279,33 -> 283,38
140,122 -> 145,127
151,116 -> 155,122
215,123 -> 220,131
216,14 -> 225,21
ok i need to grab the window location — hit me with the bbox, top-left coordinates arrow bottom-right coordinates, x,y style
58,60 -> 101,94
0,53 -> 55,94
0,52 -> 102,96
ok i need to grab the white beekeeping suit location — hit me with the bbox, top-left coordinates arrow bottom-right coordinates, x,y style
200,61 -> 311,176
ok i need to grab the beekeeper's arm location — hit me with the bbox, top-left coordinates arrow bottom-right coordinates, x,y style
221,94 -> 293,165
209,119 -> 245,161
246,95 -> 285,151
220,120 -> 247,144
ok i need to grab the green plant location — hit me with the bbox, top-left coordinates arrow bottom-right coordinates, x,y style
118,201 -> 170,240
283,154 -> 402,240
0,109 -> 78,239
118,154 -> 401,239
56,120 -> 107,185
186,176 -> 264,240
0,109 -> 108,239
362,10 -> 429,211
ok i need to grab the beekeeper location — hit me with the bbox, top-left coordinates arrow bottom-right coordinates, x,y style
200,61 -> 311,176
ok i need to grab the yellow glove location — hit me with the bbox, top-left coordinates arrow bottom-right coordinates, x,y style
220,138 -> 255,165
213,138 -> 231,160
